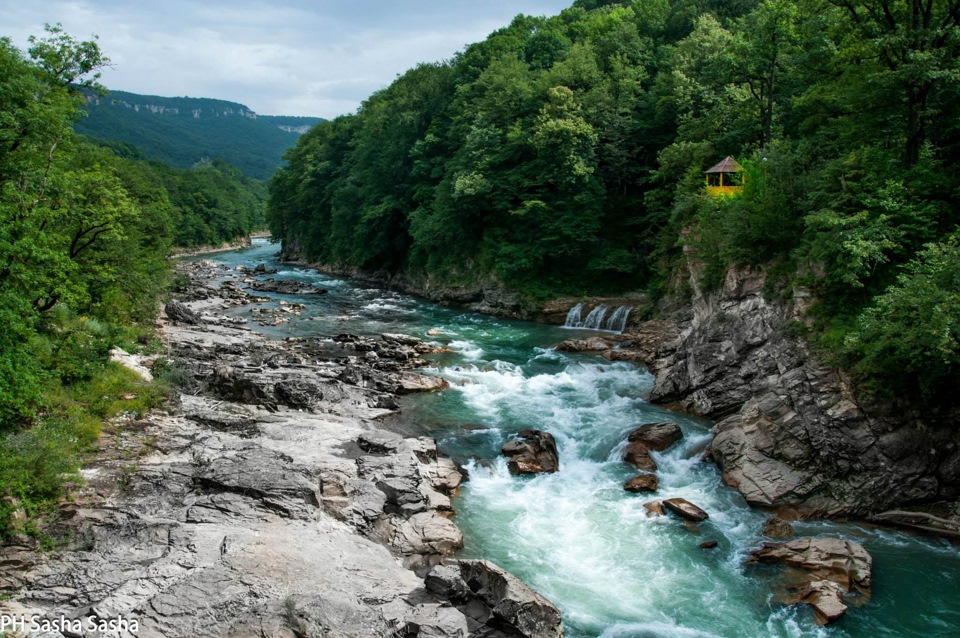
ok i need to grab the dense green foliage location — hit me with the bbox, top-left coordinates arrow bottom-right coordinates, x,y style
0,27 -> 267,538
269,0 -> 960,397
76,90 -> 322,179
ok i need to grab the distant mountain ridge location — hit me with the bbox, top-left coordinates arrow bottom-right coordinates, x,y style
75,89 -> 323,179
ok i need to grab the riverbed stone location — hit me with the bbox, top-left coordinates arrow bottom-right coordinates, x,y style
555,337 -> 612,352
249,278 -> 328,294
382,333 -> 423,346
643,501 -> 665,517
502,430 -> 560,474
761,515 -> 794,540
797,580 -> 848,626
623,474 -> 659,493
627,422 -> 683,451
662,498 -> 709,522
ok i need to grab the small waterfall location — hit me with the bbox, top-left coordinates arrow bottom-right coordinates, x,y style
564,303 -> 584,328
604,306 -> 632,333
581,304 -> 608,329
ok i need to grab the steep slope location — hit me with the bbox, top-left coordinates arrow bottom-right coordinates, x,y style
76,90 -> 323,179
644,265 -> 960,517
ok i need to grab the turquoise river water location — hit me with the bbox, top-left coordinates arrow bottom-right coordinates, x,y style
197,240 -> 960,638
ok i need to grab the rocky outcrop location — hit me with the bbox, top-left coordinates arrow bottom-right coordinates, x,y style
749,536 -> 872,625
164,299 -> 201,324
108,347 -> 155,382
425,560 -> 564,638
646,265 -> 960,517
501,430 -> 560,475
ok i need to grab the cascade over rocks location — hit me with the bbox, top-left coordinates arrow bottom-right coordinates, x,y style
644,265 -> 960,516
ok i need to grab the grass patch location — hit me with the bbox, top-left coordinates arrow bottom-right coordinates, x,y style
0,362 -> 171,541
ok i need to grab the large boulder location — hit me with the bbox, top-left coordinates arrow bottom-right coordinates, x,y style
391,512 -> 463,555
425,560 -> 564,638
502,430 -> 560,475
749,536 -> 873,625
623,447 -> 658,472
164,299 -> 201,324
627,422 -> 683,451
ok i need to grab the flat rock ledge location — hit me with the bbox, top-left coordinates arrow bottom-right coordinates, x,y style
0,258 -> 563,638
749,536 -> 872,625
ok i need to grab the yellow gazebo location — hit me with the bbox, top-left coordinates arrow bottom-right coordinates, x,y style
705,156 -> 744,196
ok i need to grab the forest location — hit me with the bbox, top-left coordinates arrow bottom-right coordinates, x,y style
76,90 -> 322,179
268,0 -> 960,399
0,26 -> 266,537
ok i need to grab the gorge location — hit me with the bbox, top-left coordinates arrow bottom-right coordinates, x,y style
6,239 -> 956,637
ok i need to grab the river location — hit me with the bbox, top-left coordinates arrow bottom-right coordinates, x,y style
197,239 -> 960,638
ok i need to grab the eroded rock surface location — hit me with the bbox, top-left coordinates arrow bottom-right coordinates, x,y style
749,536 -> 872,625
425,560 -> 564,638
0,258 -> 560,638
645,265 -> 960,516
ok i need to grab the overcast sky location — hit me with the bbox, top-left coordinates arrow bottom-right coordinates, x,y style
1,1 -> 572,118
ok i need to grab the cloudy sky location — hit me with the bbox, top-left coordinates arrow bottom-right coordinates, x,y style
1,0 -> 572,118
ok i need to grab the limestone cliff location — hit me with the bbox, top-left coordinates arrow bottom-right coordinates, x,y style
647,265 -> 960,517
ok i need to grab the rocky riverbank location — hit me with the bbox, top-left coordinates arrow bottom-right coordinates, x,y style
168,235 -> 259,260
0,259 -> 563,638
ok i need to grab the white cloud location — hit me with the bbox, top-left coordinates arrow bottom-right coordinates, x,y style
0,0 -> 571,117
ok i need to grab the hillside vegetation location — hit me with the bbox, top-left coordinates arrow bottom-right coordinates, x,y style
268,0 -> 960,398
76,90 -> 322,179
0,26 -> 266,538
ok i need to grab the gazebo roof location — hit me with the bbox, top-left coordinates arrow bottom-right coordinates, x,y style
705,156 -> 743,174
